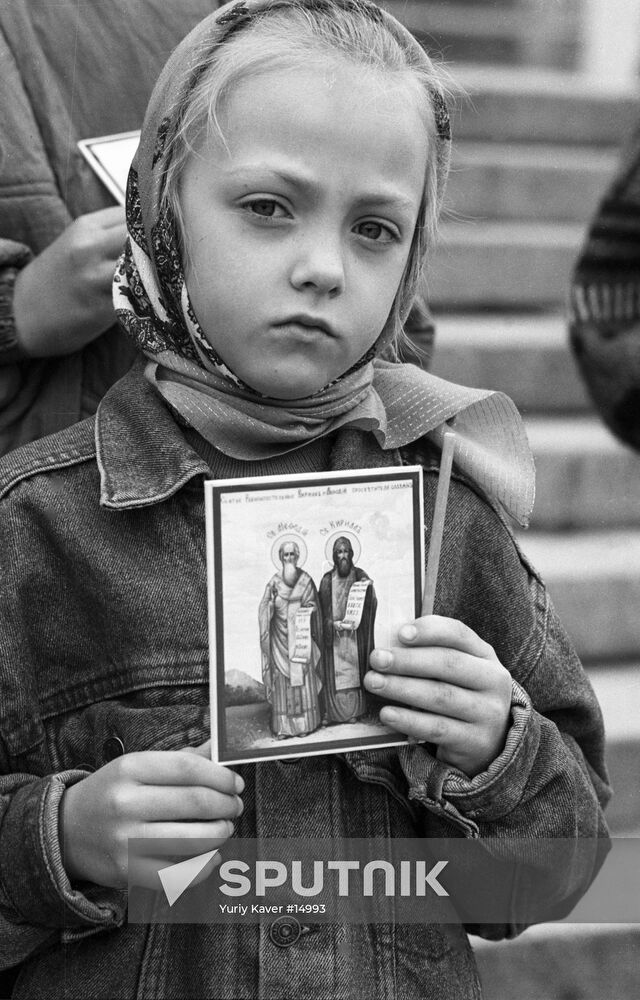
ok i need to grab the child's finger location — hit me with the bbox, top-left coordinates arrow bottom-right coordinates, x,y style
397,615 -> 495,658
369,645 -> 493,690
379,704 -> 468,746
114,751 -> 244,794
117,784 -> 244,822
363,672 -> 479,720
139,821 -> 235,843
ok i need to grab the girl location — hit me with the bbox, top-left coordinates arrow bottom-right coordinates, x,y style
0,2 -> 610,998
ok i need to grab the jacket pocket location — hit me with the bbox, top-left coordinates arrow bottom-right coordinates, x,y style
42,682 -> 210,774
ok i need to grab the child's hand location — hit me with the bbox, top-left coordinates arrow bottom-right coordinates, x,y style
60,749 -> 243,889
364,615 -> 512,778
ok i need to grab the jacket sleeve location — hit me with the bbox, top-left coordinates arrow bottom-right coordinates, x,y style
0,478 -> 126,970
0,764 -> 126,970
396,473 -> 611,937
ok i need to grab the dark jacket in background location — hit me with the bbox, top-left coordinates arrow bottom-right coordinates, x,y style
570,117 -> 640,451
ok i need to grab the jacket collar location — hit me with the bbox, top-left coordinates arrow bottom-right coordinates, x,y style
95,359 -> 209,509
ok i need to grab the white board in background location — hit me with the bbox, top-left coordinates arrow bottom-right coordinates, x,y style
78,130 -> 141,205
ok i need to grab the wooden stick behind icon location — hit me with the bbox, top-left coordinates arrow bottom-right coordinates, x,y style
422,429 -> 456,616
406,429 -> 456,747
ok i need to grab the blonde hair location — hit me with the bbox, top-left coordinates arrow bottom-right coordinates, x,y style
162,0 -> 448,356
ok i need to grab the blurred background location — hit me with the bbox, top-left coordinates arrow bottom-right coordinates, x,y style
380,1 -> 640,997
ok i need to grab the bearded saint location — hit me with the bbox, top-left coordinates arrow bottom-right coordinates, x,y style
318,536 -> 377,724
258,540 -> 323,739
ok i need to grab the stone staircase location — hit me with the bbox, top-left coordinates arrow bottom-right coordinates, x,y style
382,1 -> 640,997
431,67 -> 639,307
380,0 -> 583,72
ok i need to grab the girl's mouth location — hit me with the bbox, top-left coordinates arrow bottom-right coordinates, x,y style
275,314 -> 335,338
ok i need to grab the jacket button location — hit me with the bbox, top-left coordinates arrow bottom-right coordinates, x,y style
102,736 -> 125,762
269,916 -> 301,947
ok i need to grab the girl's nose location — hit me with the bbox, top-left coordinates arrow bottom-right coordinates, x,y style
289,236 -> 345,297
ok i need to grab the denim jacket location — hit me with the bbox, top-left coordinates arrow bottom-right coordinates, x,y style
0,364 -> 610,999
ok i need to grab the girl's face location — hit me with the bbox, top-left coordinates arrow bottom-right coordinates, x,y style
180,60 -> 427,399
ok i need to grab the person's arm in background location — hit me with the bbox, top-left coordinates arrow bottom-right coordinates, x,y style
569,119 -> 640,451
0,11 -> 132,455
11,206 -> 126,358
0,0 -> 216,456
0,216 -> 132,456
0,206 -> 125,363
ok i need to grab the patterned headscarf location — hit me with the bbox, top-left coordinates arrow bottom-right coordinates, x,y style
113,0 -> 535,525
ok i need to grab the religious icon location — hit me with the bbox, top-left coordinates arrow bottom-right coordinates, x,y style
205,467 -> 423,764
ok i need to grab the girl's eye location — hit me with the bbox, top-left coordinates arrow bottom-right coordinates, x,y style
246,199 -> 289,219
354,220 -> 396,244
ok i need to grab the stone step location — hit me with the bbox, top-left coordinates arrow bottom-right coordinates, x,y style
429,220 -> 584,307
380,0 -> 581,72
429,312 -> 589,413
447,141 -> 616,223
587,663 -> 640,835
473,923 -> 640,1000
517,530 -> 640,662
526,416 -> 640,530
452,65 -> 639,146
